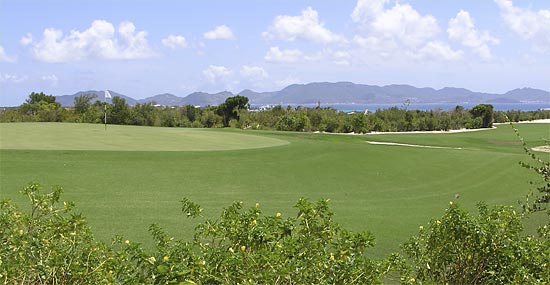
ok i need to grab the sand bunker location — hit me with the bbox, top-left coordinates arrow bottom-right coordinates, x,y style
366,141 -> 464,150
366,127 -> 495,135
532,146 -> 550,153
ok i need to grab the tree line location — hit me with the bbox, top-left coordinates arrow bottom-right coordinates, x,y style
2,92 -> 549,132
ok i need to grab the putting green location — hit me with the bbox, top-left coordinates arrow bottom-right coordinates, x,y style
0,123 -> 289,151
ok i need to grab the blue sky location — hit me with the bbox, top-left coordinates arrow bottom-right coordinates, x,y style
1,0 -> 549,106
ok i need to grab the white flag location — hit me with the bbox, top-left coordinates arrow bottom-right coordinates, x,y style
104,90 -> 112,99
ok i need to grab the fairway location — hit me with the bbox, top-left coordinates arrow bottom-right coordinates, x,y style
0,123 -> 289,151
1,122 -> 548,258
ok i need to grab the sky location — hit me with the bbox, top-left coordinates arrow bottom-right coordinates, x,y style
1,0 -> 550,106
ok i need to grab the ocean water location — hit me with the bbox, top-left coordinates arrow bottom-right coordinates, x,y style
252,103 -> 550,112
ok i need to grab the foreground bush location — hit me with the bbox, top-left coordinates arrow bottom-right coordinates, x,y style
403,202 -> 549,284
2,183 -> 548,284
0,184 -> 117,284
1,183 -> 396,284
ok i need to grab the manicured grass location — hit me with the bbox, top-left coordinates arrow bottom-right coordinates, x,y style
0,122 -> 288,151
0,122 -> 548,258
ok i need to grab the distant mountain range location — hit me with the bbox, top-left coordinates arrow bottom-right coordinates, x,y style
55,82 -> 550,107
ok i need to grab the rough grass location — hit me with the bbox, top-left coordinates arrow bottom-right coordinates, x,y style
0,122 -> 547,258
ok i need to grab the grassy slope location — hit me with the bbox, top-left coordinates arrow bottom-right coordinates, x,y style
0,122 -> 548,257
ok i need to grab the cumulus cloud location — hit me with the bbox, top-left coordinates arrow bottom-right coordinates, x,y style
412,41 -> 463,61
0,73 -> 27,83
42,74 -> 59,86
0,46 -> 16,62
203,65 -> 233,83
240,65 -> 269,81
162,35 -> 188,49
448,10 -> 499,60
263,7 -> 346,44
371,3 -> 439,48
264,46 -> 303,63
303,48 -> 351,65
204,25 -> 235,40
494,0 -> 550,51
351,0 -> 389,23
20,33 -> 33,46
351,0 -> 462,61
25,20 -> 155,63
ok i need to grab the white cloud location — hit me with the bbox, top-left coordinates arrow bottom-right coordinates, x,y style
203,65 -> 233,83
240,65 -> 269,80
263,7 -> 346,44
26,20 -> 155,63
0,46 -> 16,62
350,1 -> 465,62
42,74 -> 59,86
331,50 -> 351,65
448,10 -> 499,60
351,0 -> 389,23
495,0 -> 550,51
162,35 -> 188,49
20,33 -> 33,46
0,73 -> 27,83
370,3 -> 439,48
204,25 -> 235,40
303,48 -> 351,65
264,46 -> 303,63
412,41 -> 463,61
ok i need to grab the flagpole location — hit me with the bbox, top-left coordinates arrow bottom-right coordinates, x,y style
104,90 -> 111,130
104,103 -> 107,130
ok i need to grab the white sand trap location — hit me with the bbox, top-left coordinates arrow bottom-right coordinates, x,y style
367,127 -> 494,135
366,141 -> 464,150
532,146 -> 550,153
494,119 -> 550,125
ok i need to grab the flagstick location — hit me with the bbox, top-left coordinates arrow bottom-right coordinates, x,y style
104,103 -> 107,130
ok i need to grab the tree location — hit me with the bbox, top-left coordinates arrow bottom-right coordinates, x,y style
73,94 -> 97,114
109,96 -> 130,125
19,92 -> 64,121
217,95 -> 249,127
129,102 -> 156,126
470,104 -> 494,128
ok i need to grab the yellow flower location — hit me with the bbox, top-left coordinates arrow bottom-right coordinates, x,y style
241,245 -> 246,252
229,247 -> 235,253
125,240 -> 130,245
329,253 -> 335,261
409,277 -> 416,283
18,229 -> 23,235
255,203 -> 260,209
276,212 -> 282,218
449,201 -> 453,206
252,220 -> 257,226
163,256 -> 169,262
436,220 -> 441,225
419,226 -> 424,230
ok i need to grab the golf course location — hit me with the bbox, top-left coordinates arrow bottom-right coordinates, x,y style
0,122 -> 548,257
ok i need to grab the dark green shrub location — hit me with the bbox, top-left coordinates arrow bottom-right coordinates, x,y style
403,202 -> 549,284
